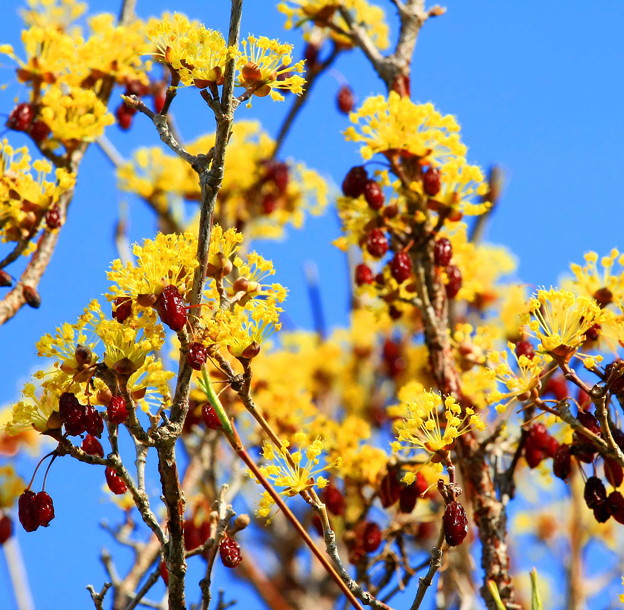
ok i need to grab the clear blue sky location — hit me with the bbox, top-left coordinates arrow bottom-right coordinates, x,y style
1,2 -> 623,608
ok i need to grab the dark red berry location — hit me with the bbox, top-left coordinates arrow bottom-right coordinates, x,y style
187,343 -> 207,371
125,80 -> 149,97
112,297 -> 132,322
593,501 -> 611,523
361,521 -> 382,553
336,85 -> 355,114
354,263 -> 374,286
105,467 -> 128,495
59,392 -> 86,436
515,340 -> 535,360
363,180 -> 384,210
342,166 -> 368,198
605,458 -> 624,488
261,193 -> 278,214
525,444 -> 545,469
422,167 -> 441,197
155,285 -> 187,332
389,252 -> 412,284
584,476 -> 607,509
613,428 -> 624,453
544,435 -> 559,459
378,469 -> 401,508
433,238 -> 453,266
33,491 -> 54,527
606,490 -> 624,524
543,376 -> 568,401
365,229 -> 389,258
265,161 -> 289,193
107,395 -> 128,425
29,120 -> 51,144
443,501 -> 468,546
45,205 -> 62,230
82,434 -> 104,457
84,405 -> 104,437
444,265 -> 462,299
0,514 -> 12,544
575,410 -> 601,440
184,519 -> 204,551
159,560 -> 169,585
304,42 -> 321,69
399,483 -> 419,514
153,90 -> 166,114
321,483 -> 345,516
202,404 -> 222,429
18,490 -> 39,532
219,536 -> 242,568
6,102 -> 35,132
115,103 -> 135,130
577,388 -> 592,410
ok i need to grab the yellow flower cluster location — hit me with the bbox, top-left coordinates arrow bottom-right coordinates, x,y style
20,0 -> 86,29
569,249 -> 624,306
0,465 -> 26,508
0,140 -> 75,244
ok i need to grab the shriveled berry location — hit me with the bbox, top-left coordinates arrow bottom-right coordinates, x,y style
444,265 -> 462,299
105,467 -> 127,495
202,404 -> 222,430
33,491 -> 54,527
378,469 -> 401,508
18,490 -> 38,532
6,102 -> 35,132
107,395 -> 128,425
399,483 -> 419,514
575,410 -> 601,441
336,85 -> 355,114
433,238 -> 453,266
366,229 -> 389,258
515,340 -> 535,360
389,252 -> 412,284
112,297 -> 132,323
115,103 -> 135,130
45,205 -> 62,230
59,392 -> 86,436
422,167 -> 441,197
525,444 -> 545,469
355,263 -> 374,286
84,405 -> 104,437
361,521 -> 382,553
82,434 -> 104,458
30,120 -> 50,144
584,476 -> 607,509
606,490 -> 624,524
321,483 -> 345,516
604,458 -> 624,488
443,501 -> 468,546
155,285 -> 187,332
219,536 -> 242,568
187,343 -> 207,371
363,180 -> 384,210
342,166 -> 368,198
0,514 -> 12,544
593,501 -> 610,523
543,375 -> 568,401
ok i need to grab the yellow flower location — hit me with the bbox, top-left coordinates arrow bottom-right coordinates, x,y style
569,249 -> 624,307
0,465 -> 26,509
238,36 -> 306,100
20,0 -> 86,29
3,382 -> 61,435
344,92 -> 466,163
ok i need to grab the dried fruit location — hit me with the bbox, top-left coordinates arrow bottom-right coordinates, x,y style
342,166 -> 368,198
321,483 -> 345,516
6,102 -> 35,132
552,444 -> 572,480
105,467 -> 128,495
604,458 -> 623,488
361,521 -> 382,553
18,490 -> 39,532
515,340 -> 535,360
378,469 -> 401,508
187,343 -> 208,371
59,392 -> 86,436
265,161 -> 289,193
389,252 -> 412,284
433,237 -> 453,267
154,285 -> 187,332
112,297 -> 132,323
107,395 -> 128,425
355,263 -> 374,286
366,229 -> 389,258
30,120 -> 51,144
115,103 -> 136,130
543,375 -> 568,401
202,404 -> 222,430
336,85 -> 355,114
443,501 -> 468,546
363,180 -> 384,210
0,514 -> 12,544
45,205 -> 62,230
82,434 -> 104,458
399,483 -> 419,514
444,265 -> 462,299
593,502 -> 610,523
606,490 -> 624,524
584,476 -> 607,509
422,167 -> 441,197
219,536 -> 243,568
33,491 -> 54,527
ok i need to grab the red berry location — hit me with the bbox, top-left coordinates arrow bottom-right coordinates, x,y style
107,395 -> 128,425
543,375 -> 568,401
184,519 -> 204,551
584,476 -> 607,509
29,119 -> 51,144
202,404 -> 222,429
543,435 -> 559,459
187,343 -> 208,371
593,501 -> 611,523
153,90 -> 166,114
59,392 -> 86,436
155,285 -> 187,332
321,483 -> 345,516
18,490 -> 39,532
125,80 -> 149,97
82,434 -> 104,457
45,205 -> 62,230
84,405 -> 104,437
444,265 -> 462,299
261,193 -> 278,214
354,263 -> 374,286
585,323 -> 601,342
115,104 -> 135,130
606,490 -> 624,524
378,469 -> 401,508
219,536 -> 242,568
336,85 -> 355,114
389,252 -> 412,284
265,161 -> 289,194
361,521 -> 382,553
365,229 -> 389,258
6,102 -> 35,132
524,444 -> 545,469
159,560 -> 169,585
422,167 -> 441,197
515,340 -> 535,360
112,297 -> 132,323
342,166 -> 368,198
0,514 -> 12,544
443,501 -> 468,546
433,237 -> 453,266
105,467 -> 128,495
33,491 -> 55,527
363,180 -> 384,210
303,42 -> 320,69
605,458 -> 624,488
575,410 -> 601,440
399,483 -> 419,514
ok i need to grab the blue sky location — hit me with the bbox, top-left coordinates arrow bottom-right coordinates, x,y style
1,2 -> 623,608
